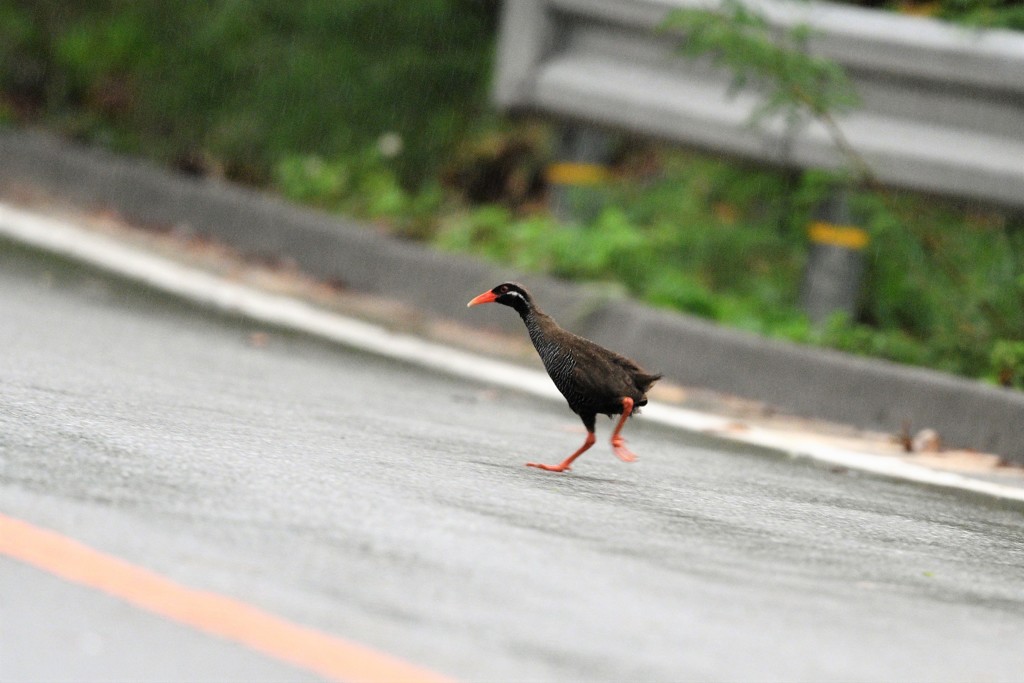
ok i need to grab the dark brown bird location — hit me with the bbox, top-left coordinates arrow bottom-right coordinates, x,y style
467,282 -> 661,472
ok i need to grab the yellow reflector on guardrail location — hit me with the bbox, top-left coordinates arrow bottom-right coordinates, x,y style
807,221 -> 870,250
546,162 -> 611,186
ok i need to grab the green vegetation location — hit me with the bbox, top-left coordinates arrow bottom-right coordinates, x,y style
991,341 -> 1024,388
896,0 -> 1024,29
663,0 -> 870,184
1,1 -> 1022,387
427,151 -> 1024,382
663,0 -> 860,128
0,1 -> 496,185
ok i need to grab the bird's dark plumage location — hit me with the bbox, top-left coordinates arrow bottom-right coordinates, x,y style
468,282 -> 661,472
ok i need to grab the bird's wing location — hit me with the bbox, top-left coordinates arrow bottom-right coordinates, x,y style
566,336 -> 636,389
571,335 -> 661,395
605,349 -> 646,375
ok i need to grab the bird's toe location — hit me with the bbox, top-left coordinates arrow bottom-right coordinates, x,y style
526,461 -> 570,472
611,438 -> 638,462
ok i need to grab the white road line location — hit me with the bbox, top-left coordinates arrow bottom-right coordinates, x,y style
3,202 -> 1023,503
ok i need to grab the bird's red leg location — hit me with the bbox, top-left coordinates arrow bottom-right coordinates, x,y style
527,432 -> 595,473
610,397 -> 638,462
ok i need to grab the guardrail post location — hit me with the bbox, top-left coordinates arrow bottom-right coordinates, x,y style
800,188 -> 870,325
547,125 -> 613,223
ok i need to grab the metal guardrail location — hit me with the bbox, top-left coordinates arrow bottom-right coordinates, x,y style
494,0 -> 1024,209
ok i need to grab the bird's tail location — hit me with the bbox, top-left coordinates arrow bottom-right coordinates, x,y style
636,373 -> 662,395
633,373 -> 662,410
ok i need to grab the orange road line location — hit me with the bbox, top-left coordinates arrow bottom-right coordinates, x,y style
0,514 -> 454,683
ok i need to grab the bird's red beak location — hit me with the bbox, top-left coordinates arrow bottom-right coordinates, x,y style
467,290 -> 498,307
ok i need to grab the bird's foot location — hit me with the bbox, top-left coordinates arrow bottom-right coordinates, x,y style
611,437 -> 638,462
526,461 -> 571,472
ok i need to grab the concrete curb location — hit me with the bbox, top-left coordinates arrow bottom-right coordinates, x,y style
3,129 -> 1023,461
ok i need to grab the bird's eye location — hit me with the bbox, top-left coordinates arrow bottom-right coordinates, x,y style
499,285 -> 508,293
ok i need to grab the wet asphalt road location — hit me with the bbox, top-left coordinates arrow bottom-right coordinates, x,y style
2,239 -> 1024,682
